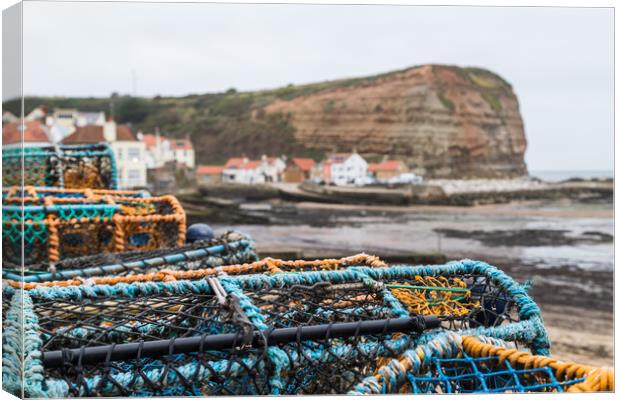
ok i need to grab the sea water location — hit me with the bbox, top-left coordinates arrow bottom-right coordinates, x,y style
530,170 -> 613,182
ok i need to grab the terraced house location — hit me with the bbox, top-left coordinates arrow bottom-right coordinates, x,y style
62,118 -> 147,189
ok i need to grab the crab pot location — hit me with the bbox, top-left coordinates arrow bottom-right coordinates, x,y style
2,191 -> 186,266
2,231 -> 258,284
2,144 -> 119,189
5,252 -> 383,288
4,271 -> 437,397
350,333 -> 613,394
2,261 -> 551,396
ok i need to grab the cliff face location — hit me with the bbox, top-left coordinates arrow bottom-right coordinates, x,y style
263,65 -> 527,178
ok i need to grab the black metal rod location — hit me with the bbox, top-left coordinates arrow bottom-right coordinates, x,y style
42,315 -> 439,368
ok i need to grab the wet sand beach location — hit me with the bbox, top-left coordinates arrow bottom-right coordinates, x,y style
205,198 -> 613,367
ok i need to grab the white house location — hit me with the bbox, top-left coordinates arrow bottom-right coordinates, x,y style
76,111 -> 106,127
2,111 -> 18,124
25,105 -> 48,122
169,137 -> 195,168
323,152 -> 369,186
142,132 -> 195,169
222,156 -> 286,184
37,107 -> 107,143
62,119 -> 147,189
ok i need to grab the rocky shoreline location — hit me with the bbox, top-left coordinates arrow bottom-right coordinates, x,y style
183,178 -> 612,210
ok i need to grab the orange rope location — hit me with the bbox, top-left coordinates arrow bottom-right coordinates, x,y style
3,188 -> 185,264
370,336 -> 613,393
44,197 -> 60,263
6,253 -> 387,290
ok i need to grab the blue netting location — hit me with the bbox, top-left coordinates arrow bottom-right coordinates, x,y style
2,231 -> 257,282
2,193 -> 184,265
2,260 -> 551,397
408,353 -> 585,393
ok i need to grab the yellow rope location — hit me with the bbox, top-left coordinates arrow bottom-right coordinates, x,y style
388,276 -> 478,317
370,336 -> 613,393
461,336 -> 614,392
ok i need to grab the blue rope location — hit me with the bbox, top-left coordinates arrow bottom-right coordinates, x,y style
6,260 -> 551,396
2,239 -> 256,282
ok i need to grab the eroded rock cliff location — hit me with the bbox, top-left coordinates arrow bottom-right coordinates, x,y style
263,65 -> 527,178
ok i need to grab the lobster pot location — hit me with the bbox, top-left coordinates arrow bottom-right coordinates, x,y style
2,231 -> 258,284
2,193 -> 185,266
350,333 -> 613,394
5,253 -> 385,288
2,144 -> 119,189
2,186 -> 149,201
2,262 -> 548,397
357,261 -> 551,355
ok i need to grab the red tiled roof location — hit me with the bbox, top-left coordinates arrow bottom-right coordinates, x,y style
143,133 -> 158,148
169,138 -> 193,151
62,124 -> 135,144
197,165 -> 224,175
2,121 -> 51,144
225,157 -> 246,168
62,125 -> 105,144
116,125 -> 136,141
292,158 -> 315,171
242,160 -> 260,170
369,160 -> 403,172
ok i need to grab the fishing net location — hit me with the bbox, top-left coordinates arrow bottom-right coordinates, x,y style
2,144 -> 118,189
2,260 -> 551,397
351,333 -> 613,394
363,263 -> 531,336
4,275 -> 430,396
3,231 -> 258,285
3,186 -> 148,201
2,190 -> 185,265
7,253 -> 385,288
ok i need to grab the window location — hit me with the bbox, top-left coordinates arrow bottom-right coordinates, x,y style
128,148 -> 140,161
127,169 -> 141,185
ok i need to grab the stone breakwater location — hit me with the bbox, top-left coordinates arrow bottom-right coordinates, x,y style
428,178 -> 550,195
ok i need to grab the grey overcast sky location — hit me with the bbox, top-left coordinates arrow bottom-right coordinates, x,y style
17,1 -> 614,171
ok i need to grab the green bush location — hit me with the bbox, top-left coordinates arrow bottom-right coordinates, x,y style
437,92 -> 455,112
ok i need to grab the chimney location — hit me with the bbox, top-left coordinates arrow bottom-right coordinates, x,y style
155,127 -> 161,159
103,117 -> 117,142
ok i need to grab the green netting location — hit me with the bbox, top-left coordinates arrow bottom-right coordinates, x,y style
2,144 -> 118,189
2,194 -> 184,265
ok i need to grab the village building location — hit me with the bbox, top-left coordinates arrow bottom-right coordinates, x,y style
15,105 -> 109,143
283,158 -> 316,183
222,156 -> 286,184
62,118 -> 147,189
322,152 -> 368,186
46,108 -> 105,128
142,132 -> 195,169
25,105 -> 48,123
169,137 -> 195,168
368,160 -> 409,181
2,120 -> 52,149
196,165 -> 224,185
2,111 -> 18,125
